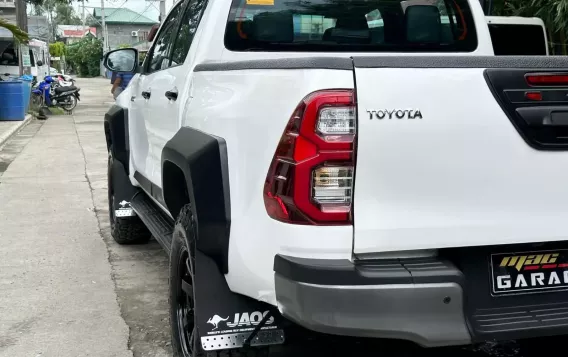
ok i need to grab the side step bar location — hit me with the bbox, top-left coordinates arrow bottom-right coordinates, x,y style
130,190 -> 174,253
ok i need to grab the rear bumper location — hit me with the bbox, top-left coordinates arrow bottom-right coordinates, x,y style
274,255 -> 471,347
274,241 -> 568,347
274,250 -> 568,347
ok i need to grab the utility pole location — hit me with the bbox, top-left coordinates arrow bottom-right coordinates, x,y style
159,0 -> 165,22
15,0 -> 28,76
100,0 -> 108,52
82,0 -> 86,30
146,0 -> 166,22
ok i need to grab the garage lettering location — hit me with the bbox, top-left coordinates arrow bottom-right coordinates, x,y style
497,271 -> 568,289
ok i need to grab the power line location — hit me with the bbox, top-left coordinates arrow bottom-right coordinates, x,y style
128,2 -> 154,23
105,0 -> 130,16
144,0 -> 165,22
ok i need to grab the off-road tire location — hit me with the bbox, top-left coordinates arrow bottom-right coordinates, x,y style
170,204 -> 269,357
107,149 -> 151,244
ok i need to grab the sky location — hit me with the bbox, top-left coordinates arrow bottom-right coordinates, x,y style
71,0 -> 175,23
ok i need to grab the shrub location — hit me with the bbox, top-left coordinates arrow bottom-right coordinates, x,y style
66,35 -> 103,77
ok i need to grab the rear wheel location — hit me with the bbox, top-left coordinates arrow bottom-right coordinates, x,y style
170,214 -> 197,357
107,149 -> 151,244
170,205 -> 269,357
61,95 -> 77,111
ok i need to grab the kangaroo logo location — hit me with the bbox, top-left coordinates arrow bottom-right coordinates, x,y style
207,315 -> 229,330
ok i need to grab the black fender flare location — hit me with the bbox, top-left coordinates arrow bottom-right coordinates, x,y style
104,105 -> 130,172
161,127 -> 231,274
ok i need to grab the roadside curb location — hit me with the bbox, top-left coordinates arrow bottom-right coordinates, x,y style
0,114 -> 33,148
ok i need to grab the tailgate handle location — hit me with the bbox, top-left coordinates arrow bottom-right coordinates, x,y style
551,112 -> 568,126
516,107 -> 568,127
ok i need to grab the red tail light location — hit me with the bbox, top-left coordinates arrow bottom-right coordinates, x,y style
526,73 -> 568,86
525,91 -> 543,101
263,89 -> 356,225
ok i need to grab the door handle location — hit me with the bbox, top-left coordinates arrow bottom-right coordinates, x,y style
141,89 -> 151,99
165,88 -> 178,101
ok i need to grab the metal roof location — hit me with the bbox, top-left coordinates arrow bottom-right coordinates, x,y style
92,7 -> 158,25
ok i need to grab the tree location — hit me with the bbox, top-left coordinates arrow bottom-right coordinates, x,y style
49,41 -> 66,71
66,35 -> 103,77
32,4 -> 45,15
54,2 -> 82,25
26,0 -> 71,6
49,41 -> 66,57
30,0 -> 82,40
0,18 -> 29,43
490,0 -> 568,54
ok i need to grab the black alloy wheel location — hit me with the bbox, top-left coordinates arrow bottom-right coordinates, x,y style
176,245 -> 197,357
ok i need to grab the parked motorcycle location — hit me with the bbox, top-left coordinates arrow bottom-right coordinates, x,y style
32,75 -> 80,113
53,74 -> 75,87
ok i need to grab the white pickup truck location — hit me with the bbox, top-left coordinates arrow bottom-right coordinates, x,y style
102,0 -> 568,355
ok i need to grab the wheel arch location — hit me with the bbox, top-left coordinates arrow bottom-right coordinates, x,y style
161,127 -> 231,274
162,160 -> 190,220
104,105 -> 130,172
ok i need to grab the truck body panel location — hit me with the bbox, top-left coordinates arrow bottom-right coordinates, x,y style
352,57 -> 568,254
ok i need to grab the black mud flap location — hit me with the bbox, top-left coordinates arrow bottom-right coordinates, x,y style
111,158 -> 138,215
194,250 -> 285,351
129,187 -> 287,351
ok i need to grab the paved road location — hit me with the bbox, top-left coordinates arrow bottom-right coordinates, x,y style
0,78 -> 171,357
0,88 -> 133,355
0,77 -> 564,357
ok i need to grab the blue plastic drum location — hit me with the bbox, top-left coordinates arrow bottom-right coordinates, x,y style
0,80 -> 26,121
19,75 -> 33,113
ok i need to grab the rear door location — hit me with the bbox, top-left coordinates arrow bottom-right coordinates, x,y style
352,57 -> 568,254
145,0 -> 208,188
130,1 -> 184,187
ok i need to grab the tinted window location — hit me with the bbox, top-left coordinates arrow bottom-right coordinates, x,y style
0,46 -> 18,66
29,49 -> 35,66
146,3 -> 184,73
0,45 -> 35,66
224,0 -> 477,52
31,49 -> 37,65
170,0 -> 208,66
488,24 -> 547,55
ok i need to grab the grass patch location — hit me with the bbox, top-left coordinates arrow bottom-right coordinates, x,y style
49,107 -> 66,115
28,96 -> 69,118
27,107 -> 66,118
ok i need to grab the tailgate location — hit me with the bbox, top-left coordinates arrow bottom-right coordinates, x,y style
352,56 -> 568,254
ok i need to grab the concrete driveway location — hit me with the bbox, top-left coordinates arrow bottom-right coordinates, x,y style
0,77 -> 171,357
